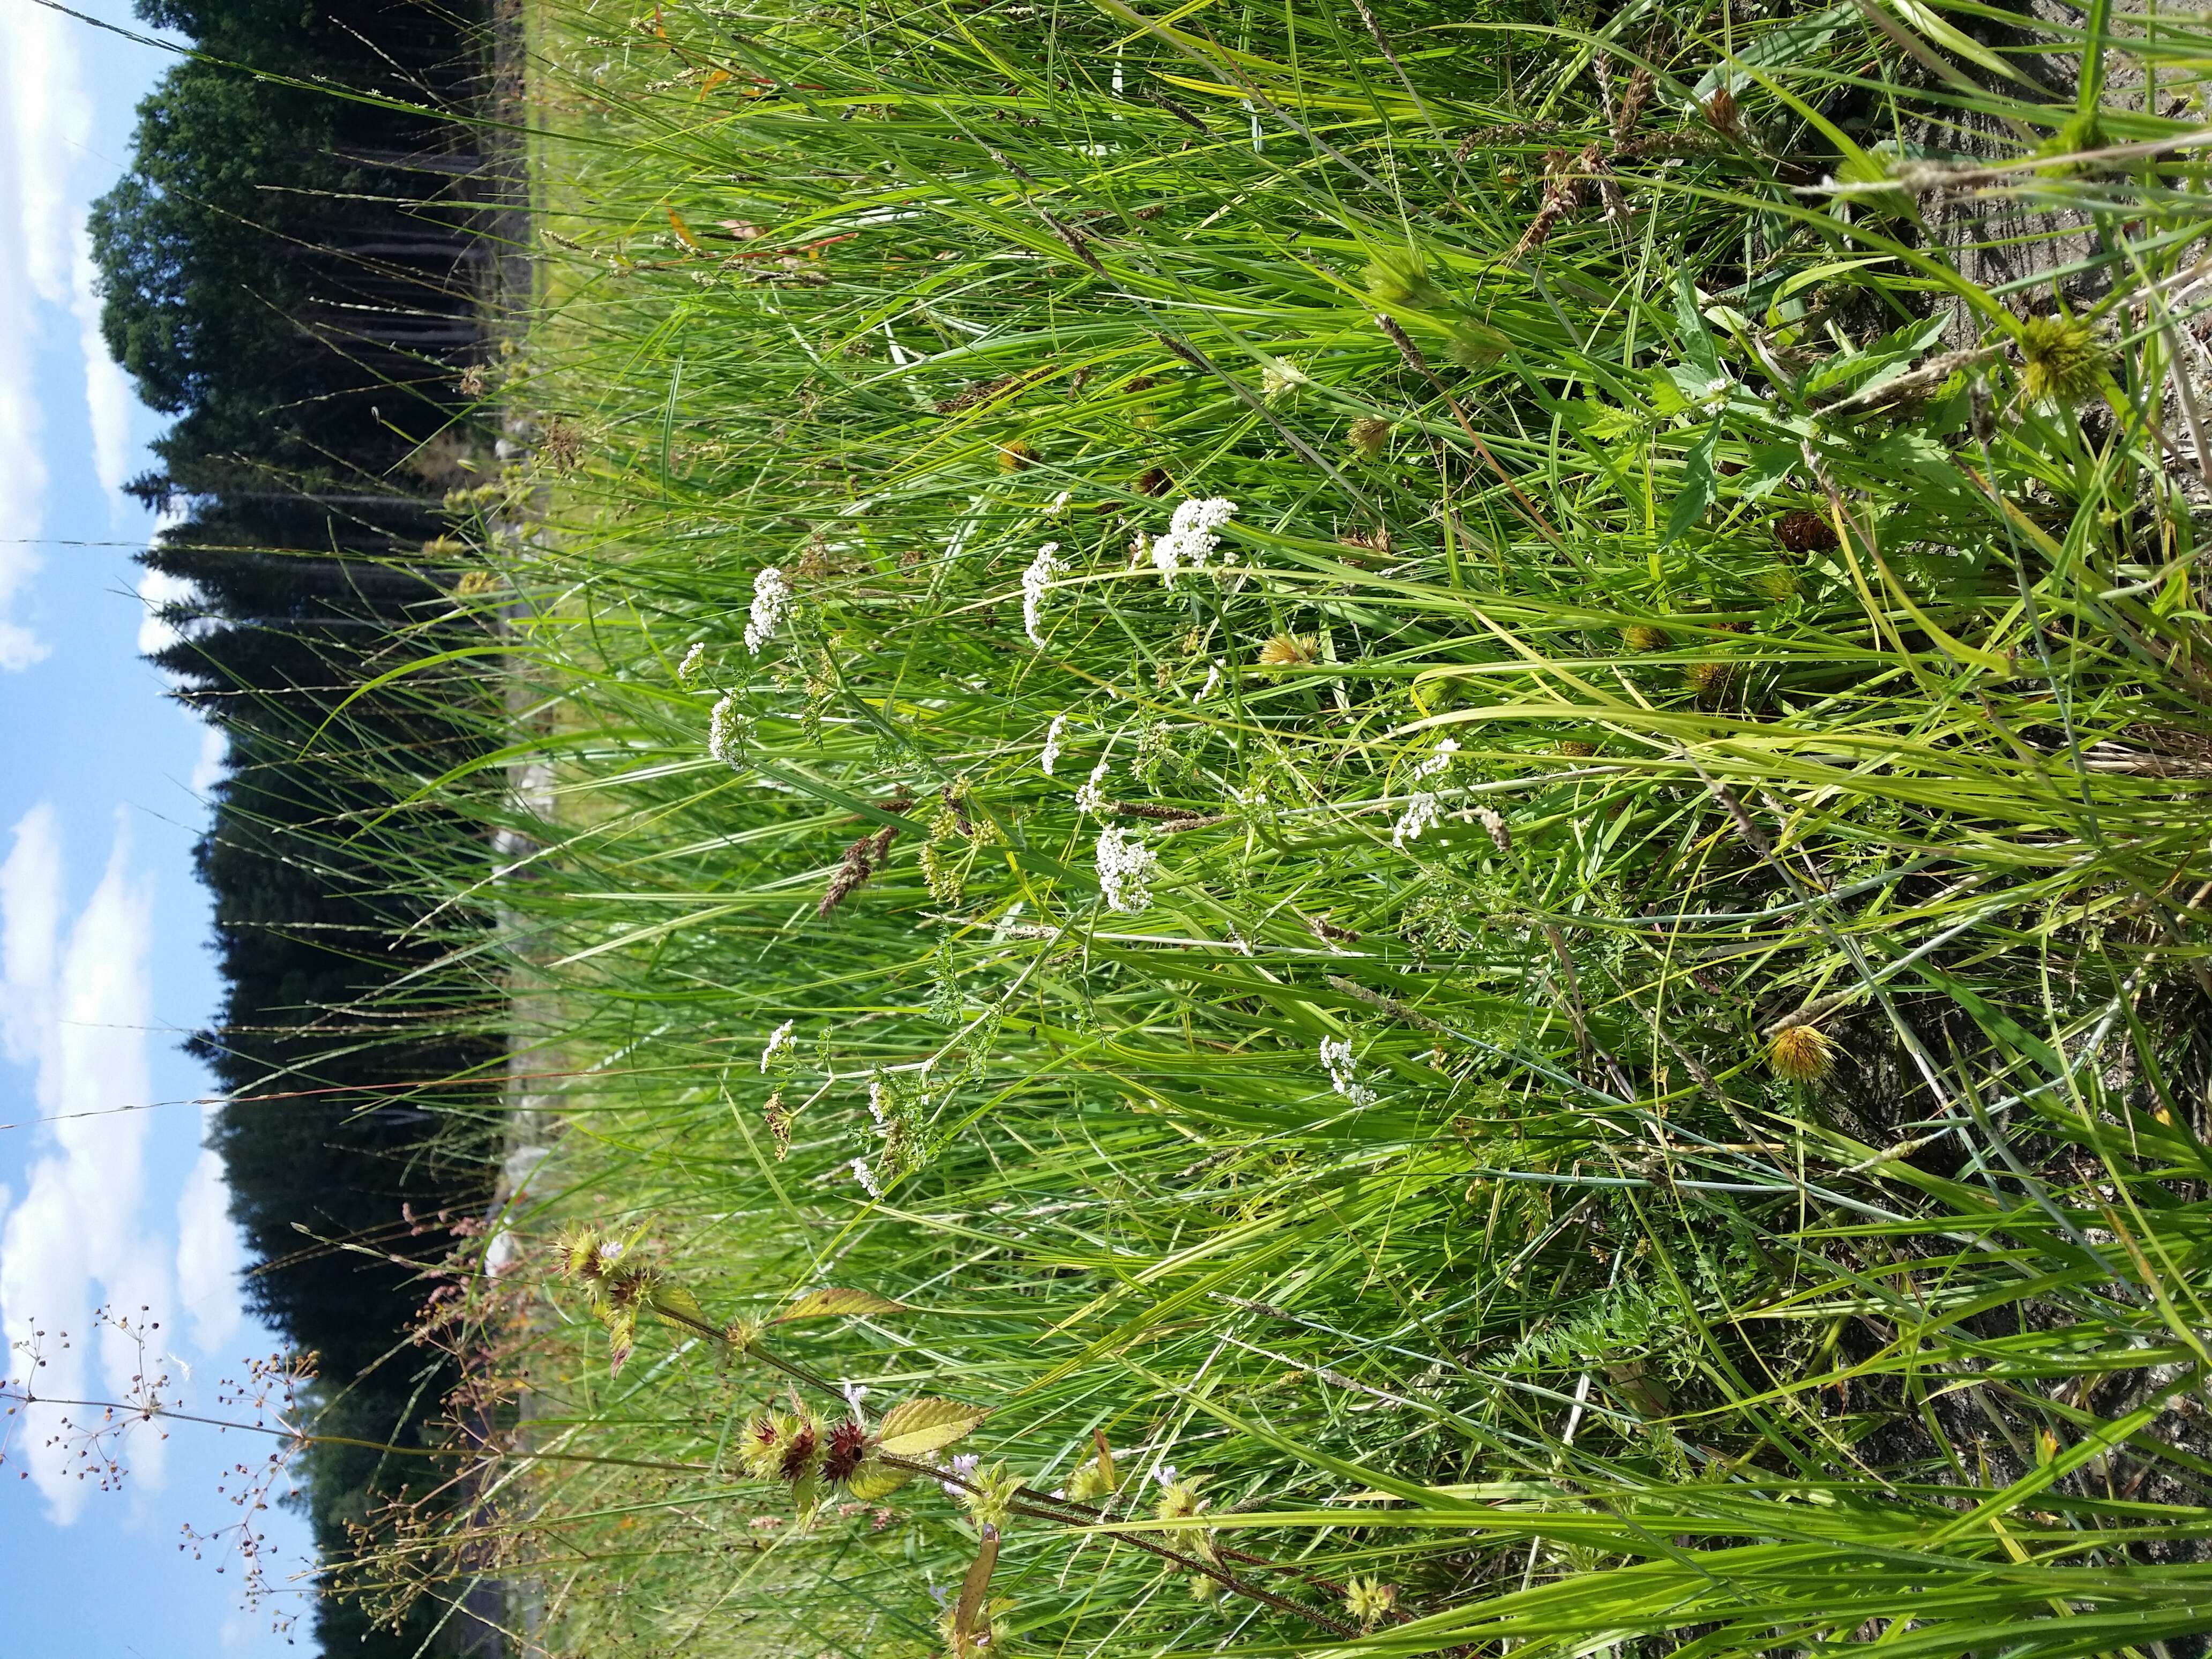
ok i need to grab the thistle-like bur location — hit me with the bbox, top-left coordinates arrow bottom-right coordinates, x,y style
1621,624 -> 1670,652
1775,510 -> 1839,555
2017,315 -> 2109,407
1768,1023 -> 1836,1083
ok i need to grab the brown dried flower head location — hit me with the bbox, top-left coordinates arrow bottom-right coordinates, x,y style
1348,416 -> 1394,460
1775,510 -> 1839,554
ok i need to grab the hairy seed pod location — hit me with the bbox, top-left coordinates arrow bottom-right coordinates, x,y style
1775,510 -> 1838,554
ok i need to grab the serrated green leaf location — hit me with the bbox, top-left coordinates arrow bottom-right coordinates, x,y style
651,1284 -> 712,1332
774,1287 -> 911,1322
846,1456 -> 913,1500
1662,420 -> 1724,548
876,1397 -> 987,1456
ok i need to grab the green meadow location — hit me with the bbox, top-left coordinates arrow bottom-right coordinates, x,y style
380,2 -> 2212,1654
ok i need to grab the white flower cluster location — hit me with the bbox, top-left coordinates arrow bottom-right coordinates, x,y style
708,694 -> 749,768
676,641 -> 706,684
1410,737 -> 1459,781
1041,714 -> 1069,776
1095,824 -> 1157,912
1150,497 -> 1237,588
940,1451 -> 981,1497
1022,541 -> 1064,648
759,1019 -> 795,1073
1320,1035 -> 1378,1107
850,1157 -> 884,1199
744,565 -> 790,655
1074,759 -> 1110,816
1196,662 -> 1222,700
1391,792 -> 1442,849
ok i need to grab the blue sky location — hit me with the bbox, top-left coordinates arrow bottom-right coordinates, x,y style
0,1 -> 313,1650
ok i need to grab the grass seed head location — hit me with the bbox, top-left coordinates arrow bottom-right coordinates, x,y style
1258,633 -> 1315,667
1621,624 -> 1670,652
1348,416 -> 1394,460
1364,247 -> 1448,312
1684,659 -> 1736,704
997,439 -> 1035,471
1445,319 -> 1510,369
1769,1023 -> 1836,1083
1345,1576 -> 1399,1630
2018,314 -> 2108,406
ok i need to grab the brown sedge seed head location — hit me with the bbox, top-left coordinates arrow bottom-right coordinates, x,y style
1775,510 -> 1838,554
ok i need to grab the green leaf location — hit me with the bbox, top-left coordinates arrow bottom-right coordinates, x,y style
650,1284 -> 713,1332
876,1398 -> 988,1456
1662,420 -> 1724,548
845,1456 -> 913,1500
774,1287 -> 912,1322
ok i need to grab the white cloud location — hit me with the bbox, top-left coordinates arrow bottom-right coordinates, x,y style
0,804 -> 173,1521
137,563 -> 204,656
71,220 -> 133,511
2,0 -> 94,308
175,1103 -> 242,1354
189,721 -> 227,799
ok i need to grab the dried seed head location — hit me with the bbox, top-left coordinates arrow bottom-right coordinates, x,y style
1775,510 -> 1839,554
1347,416 -> 1394,460
1621,624 -> 1670,652
1769,1023 -> 1836,1083
1555,738 -> 1597,758
997,439 -> 1035,472
2017,314 -> 2109,406
1700,86 -> 1740,139
1257,633 -> 1316,667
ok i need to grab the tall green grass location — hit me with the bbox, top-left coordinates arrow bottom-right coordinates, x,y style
393,1 -> 2212,1653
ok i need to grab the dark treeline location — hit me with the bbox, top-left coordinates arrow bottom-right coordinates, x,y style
91,2 -> 511,1653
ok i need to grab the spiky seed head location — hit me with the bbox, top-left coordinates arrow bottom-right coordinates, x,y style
1775,510 -> 1838,554
2018,314 -> 2108,406
1685,659 -> 1736,704
557,1226 -> 608,1282
1348,416 -> 1394,460
1700,86 -> 1740,138
2034,111 -> 2105,177
997,439 -> 1035,472
823,1419 -> 869,1485
1556,738 -> 1597,757
1257,633 -> 1315,667
1445,319 -> 1510,369
1769,1023 -> 1836,1083
722,1316 -> 763,1356
1364,247 -> 1449,312
1621,624 -> 1670,652
1345,1576 -> 1399,1631
1750,566 -> 1800,602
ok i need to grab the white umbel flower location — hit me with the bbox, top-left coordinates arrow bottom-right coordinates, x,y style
1022,542 -> 1064,648
744,565 -> 790,655
1074,759 -> 1110,816
677,642 -> 706,684
1041,714 -> 1069,776
1391,792 -> 1441,849
708,695 -> 748,767
760,1020 -> 795,1072
1150,497 -> 1237,589
1410,738 -> 1459,781
1095,824 -> 1157,913
1319,1035 -> 1378,1106
850,1157 -> 884,1199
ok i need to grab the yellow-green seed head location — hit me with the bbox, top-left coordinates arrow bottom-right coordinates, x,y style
1364,248 -> 1448,312
1345,1576 -> 1399,1631
1348,416 -> 1394,461
2017,314 -> 2108,406
1621,624 -> 1670,652
1445,319 -> 1510,369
